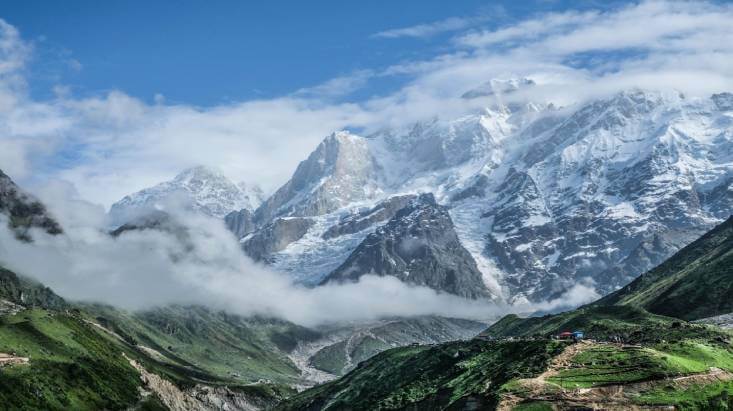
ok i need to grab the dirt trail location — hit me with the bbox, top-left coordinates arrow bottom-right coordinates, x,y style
537,340 -> 593,383
84,319 -> 127,342
0,352 -> 29,366
498,341 -> 593,411
498,341 -> 733,410
506,340 -> 595,405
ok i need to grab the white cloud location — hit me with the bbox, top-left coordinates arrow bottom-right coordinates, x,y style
293,70 -> 374,99
456,11 -> 599,49
0,189 -> 501,326
0,19 -> 30,78
372,16 -> 487,39
528,280 -> 601,314
0,0 -> 731,211
456,1 -> 733,66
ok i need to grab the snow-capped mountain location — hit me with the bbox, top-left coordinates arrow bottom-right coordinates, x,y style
109,166 -> 264,226
254,132 -> 382,225
239,85 -> 733,304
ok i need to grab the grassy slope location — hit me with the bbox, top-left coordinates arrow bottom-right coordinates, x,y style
547,341 -> 733,388
477,292 -> 733,409
279,340 -> 566,411
0,264 -> 303,409
481,305 -> 728,343
0,267 -> 150,410
288,299 -> 733,409
82,303 -> 319,385
488,316 -> 733,378
636,380 -> 733,409
0,309 -> 150,410
596,216 -> 733,320
505,339 -> 733,410
0,306 -> 298,411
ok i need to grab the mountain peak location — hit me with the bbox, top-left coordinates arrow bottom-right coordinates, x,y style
330,130 -> 360,141
109,166 -> 264,225
173,165 -> 226,182
254,130 -> 380,223
461,77 -> 535,100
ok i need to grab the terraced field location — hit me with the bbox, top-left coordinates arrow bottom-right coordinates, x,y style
498,339 -> 733,410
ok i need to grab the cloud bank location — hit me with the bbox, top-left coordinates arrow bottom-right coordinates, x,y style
0,187 -> 600,326
0,185 -> 505,326
0,1 -> 731,209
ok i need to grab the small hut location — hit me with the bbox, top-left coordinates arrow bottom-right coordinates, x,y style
558,331 -> 573,340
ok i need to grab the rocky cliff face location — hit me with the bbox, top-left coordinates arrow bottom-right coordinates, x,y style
0,169 -> 63,240
242,217 -> 314,262
321,195 -> 415,240
129,356 -> 271,411
322,194 -> 492,299
0,267 -> 66,311
224,208 -> 256,238
472,90 -> 732,301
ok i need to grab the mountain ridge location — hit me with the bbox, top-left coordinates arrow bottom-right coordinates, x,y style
231,87 -> 733,303
594,215 -> 733,320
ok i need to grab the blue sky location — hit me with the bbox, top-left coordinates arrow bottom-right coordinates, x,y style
0,0 -> 732,207
3,0 -> 624,106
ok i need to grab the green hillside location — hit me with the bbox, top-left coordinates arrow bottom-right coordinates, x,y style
0,266 -> 299,410
596,216 -> 733,320
279,339 -> 566,411
283,308 -> 733,410
82,303 -> 319,385
0,308 -> 156,410
481,305 -> 725,342
283,219 -> 733,410
307,317 -> 486,376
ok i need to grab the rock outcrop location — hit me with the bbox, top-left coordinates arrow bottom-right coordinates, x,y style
322,194 -> 492,299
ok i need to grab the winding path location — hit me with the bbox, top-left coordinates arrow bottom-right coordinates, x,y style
0,352 -> 29,366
